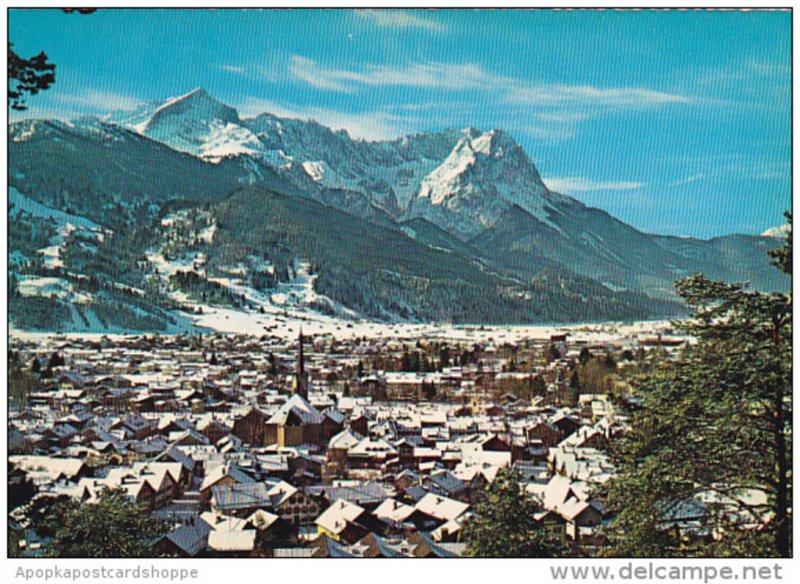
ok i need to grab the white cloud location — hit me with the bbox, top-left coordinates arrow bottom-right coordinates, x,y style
356,9 -> 444,32
288,56 -> 353,92
674,174 -> 705,186
698,58 -> 790,86
284,57 -> 696,145
544,177 -> 645,193
288,56 -> 496,93
506,84 -> 692,109
288,56 -> 693,112
218,64 -> 246,74
236,97 -> 416,141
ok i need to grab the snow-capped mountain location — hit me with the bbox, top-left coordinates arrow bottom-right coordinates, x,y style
110,87 -> 262,160
404,128 -> 571,238
106,88 -> 580,231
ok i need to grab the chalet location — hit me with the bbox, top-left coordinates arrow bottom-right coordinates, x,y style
265,480 -> 320,525
552,413 -> 582,438
199,464 -> 255,507
315,499 -> 379,544
327,428 -> 363,465
211,482 -> 271,516
527,421 -> 563,448
152,522 -> 210,558
119,415 -> 155,441
347,437 -> 398,470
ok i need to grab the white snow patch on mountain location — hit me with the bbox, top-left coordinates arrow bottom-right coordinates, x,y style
112,87 -> 261,161
302,161 -> 325,182
761,223 -> 790,238
196,120 -> 262,161
198,223 -> 217,244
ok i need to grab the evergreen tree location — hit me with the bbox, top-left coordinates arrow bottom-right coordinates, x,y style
768,212 -> 792,275
422,381 -> 436,401
8,10 -> 94,110
47,489 -> 167,557
545,343 -> 561,364
268,352 -> 278,376
48,351 -> 65,369
400,350 -> 413,372
8,44 -> 55,110
604,223 -> 792,557
410,351 -> 421,372
462,468 -> 563,557
570,369 -> 581,392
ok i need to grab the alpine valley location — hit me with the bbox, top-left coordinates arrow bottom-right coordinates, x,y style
8,88 -> 790,333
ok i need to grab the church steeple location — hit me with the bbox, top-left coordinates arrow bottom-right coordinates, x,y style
292,327 -> 309,399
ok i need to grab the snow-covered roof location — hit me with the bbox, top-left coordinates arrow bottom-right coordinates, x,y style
373,498 -> 415,523
207,529 -> 257,552
10,456 -> 85,484
328,428 -> 364,451
267,393 -> 324,425
315,499 -> 365,535
415,493 -> 469,522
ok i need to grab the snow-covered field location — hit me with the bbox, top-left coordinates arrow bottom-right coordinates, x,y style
10,313 -> 682,347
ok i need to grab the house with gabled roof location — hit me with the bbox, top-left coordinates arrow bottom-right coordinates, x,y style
231,408 -> 271,447
199,463 -> 255,507
372,498 -> 415,526
152,522 -> 210,558
314,499 -> 378,544
211,482 -> 271,516
264,479 -> 319,525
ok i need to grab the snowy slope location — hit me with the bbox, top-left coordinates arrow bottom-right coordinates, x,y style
145,211 -> 361,335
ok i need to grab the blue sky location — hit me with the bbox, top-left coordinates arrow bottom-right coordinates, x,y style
9,8 -> 791,238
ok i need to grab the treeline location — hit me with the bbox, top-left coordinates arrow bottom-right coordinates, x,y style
9,286 -> 179,332
169,270 -> 246,308
315,264 -> 682,324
